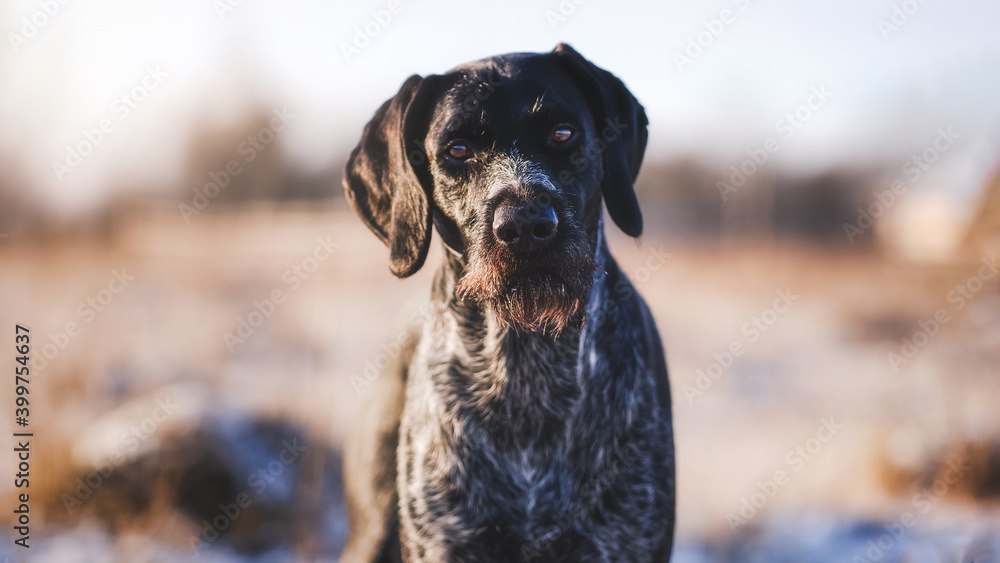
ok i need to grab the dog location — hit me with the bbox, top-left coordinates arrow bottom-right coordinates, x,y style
341,43 -> 675,562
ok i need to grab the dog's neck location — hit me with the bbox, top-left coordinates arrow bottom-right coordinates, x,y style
427,230 -> 609,452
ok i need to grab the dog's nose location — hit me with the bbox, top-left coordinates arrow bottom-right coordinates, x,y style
492,199 -> 558,253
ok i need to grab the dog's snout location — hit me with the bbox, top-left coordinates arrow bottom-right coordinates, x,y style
492,198 -> 558,253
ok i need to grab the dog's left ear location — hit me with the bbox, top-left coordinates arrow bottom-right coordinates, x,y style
344,74 -> 440,278
552,43 -> 648,237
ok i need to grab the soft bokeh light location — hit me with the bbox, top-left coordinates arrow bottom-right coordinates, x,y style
1,1 -> 999,560
2,0 -> 999,215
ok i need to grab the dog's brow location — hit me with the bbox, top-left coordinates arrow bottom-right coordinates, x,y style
530,87 -> 553,114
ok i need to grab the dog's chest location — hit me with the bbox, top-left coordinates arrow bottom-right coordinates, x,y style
400,412 -> 595,559
397,326 -> 667,561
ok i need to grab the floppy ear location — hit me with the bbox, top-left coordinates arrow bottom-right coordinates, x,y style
552,43 -> 648,237
343,74 -> 439,278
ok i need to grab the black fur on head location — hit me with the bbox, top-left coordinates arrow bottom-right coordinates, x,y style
344,44 -> 648,331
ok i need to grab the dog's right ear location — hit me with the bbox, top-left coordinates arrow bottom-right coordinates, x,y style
344,75 -> 439,278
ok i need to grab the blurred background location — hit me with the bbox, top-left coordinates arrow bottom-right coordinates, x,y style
1,0 -> 999,561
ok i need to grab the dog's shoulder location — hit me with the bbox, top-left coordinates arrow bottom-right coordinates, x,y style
598,250 -> 673,414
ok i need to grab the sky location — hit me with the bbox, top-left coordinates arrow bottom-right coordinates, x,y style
1,0 -> 999,217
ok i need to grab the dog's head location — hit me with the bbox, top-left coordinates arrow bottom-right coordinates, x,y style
344,44 -> 647,333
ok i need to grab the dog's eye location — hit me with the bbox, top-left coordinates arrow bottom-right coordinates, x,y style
551,125 -> 575,144
447,142 -> 472,160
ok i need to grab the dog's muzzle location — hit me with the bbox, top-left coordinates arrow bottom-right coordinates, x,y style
457,181 -> 595,333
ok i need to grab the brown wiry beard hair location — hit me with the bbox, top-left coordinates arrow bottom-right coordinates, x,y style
455,221 -> 597,335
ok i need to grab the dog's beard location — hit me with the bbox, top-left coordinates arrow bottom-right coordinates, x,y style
455,227 -> 596,335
